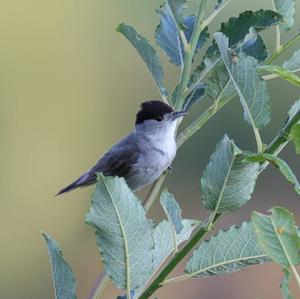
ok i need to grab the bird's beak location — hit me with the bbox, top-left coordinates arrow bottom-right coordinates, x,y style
170,110 -> 188,121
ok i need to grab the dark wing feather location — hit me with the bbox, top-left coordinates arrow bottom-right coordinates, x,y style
78,133 -> 140,185
56,134 -> 140,195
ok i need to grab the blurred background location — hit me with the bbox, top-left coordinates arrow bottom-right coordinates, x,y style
1,0 -> 299,298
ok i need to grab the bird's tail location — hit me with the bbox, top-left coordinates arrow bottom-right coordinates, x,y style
56,172 -> 96,196
56,179 -> 80,196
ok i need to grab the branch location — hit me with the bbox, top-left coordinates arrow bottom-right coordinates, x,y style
265,31 -> 300,65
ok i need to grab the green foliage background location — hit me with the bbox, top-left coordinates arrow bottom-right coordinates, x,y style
0,0 -> 299,298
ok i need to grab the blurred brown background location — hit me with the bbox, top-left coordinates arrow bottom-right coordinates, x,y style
0,1 -> 299,298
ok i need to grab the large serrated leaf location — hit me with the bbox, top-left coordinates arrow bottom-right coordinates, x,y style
214,32 -> 271,129
201,135 -> 259,213
155,3 -> 208,66
190,10 -> 282,85
283,49 -> 300,71
42,232 -> 77,299
116,23 -> 168,97
246,153 -> 300,195
185,222 -> 270,277
220,9 -> 283,47
259,65 -> 300,87
252,207 -> 300,267
86,174 -> 154,291
273,0 -> 295,31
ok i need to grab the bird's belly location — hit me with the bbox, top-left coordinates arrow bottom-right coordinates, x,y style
127,149 -> 175,190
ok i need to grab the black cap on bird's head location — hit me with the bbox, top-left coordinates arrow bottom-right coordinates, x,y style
135,101 -> 187,124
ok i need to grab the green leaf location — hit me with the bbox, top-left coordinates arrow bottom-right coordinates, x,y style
252,207 -> 300,267
191,9 -> 281,85
214,32 -> 271,129
259,65 -> 300,87
160,190 -> 184,234
116,23 -> 168,97
281,268 -> 294,299
273,0 -> 295,31
155,3 -> 208,66
291,124 -> 300,154
42,232 -> 77,299
185,222 -> 270,277
152,219 -> 198,270
240,27 -> 268,62
85,174 -> 154,291
136,219 -> 197,297
182,83 -> 206,110
283,49 -> 300,71
201,135 -> 259,213
205,60 -> 235,103
246,153 -> 300,195
167,0 -> 187,28
220,9 -> 283,47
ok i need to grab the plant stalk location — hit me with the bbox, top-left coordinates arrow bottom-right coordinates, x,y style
265,31 -> 300,65
271,0 -> 281,51
87,274 -> 110,299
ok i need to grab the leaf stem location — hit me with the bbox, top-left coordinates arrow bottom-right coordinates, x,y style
87,273 -> 110,299
138,214 -> 222,299
175,0 -> 208,110
202,0 -> 232,28
179,30 -> 190,53
262,68 -> 300,80
265,31 -> 300,65
271,0 -> 281,51
143,172 -> 167,212
254,127 -> 263,153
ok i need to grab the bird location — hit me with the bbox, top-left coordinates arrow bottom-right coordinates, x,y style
57,100 -> 187,195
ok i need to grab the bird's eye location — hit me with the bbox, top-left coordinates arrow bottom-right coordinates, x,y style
155,116 -> 163,121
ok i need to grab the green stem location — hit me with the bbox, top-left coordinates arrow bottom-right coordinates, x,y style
143,172 -> 167,212
272,0 -> 281,50
259,108 -> 300,173
87,274 -> 110,299
265,32 -> 300,65
175,0 -> 208,110
265,109 -> 300,155
262,68 -> 300,80
138,214 -> 222,299
254,127 -> 263,153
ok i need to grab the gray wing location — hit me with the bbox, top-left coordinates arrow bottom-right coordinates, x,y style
80,134 -> 140,184
57,133 -> 140,195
